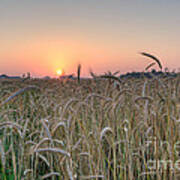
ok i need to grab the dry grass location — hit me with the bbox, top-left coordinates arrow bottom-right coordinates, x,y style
0,72 -> 179,179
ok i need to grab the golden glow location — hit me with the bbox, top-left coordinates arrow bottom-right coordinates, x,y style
56,69 -> 63,76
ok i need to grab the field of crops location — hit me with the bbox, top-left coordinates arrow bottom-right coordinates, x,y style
0,73 -> 179,179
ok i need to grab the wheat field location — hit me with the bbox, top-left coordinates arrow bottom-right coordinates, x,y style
0,72 -> 179,179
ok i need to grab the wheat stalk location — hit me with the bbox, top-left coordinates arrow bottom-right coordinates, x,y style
141,52 -> 163,70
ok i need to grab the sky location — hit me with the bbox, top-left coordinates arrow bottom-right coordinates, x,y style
0,0 -> 180,77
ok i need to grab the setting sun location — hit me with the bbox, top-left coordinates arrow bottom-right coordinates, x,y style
56,69 -> 63,76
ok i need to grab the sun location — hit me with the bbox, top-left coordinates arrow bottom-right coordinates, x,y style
56,69 -> 63,76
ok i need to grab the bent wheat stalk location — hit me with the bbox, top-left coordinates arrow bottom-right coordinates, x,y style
41,172 -> 60,179
141,52 -> 163,70
1,85 -> 39,106
100,127 -> 113,141
100,75 -> 122,84
145,62 -> 156,71
34,148 -> 70,157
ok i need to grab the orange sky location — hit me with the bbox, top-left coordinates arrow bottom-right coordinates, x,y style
0,1 -> 180,77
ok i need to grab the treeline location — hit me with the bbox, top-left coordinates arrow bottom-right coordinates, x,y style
120,69 -> 178,79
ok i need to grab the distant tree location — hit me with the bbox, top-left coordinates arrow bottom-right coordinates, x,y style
27,72 -> 31,79
151,69 -> 156,74
22,73 -> 26,78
